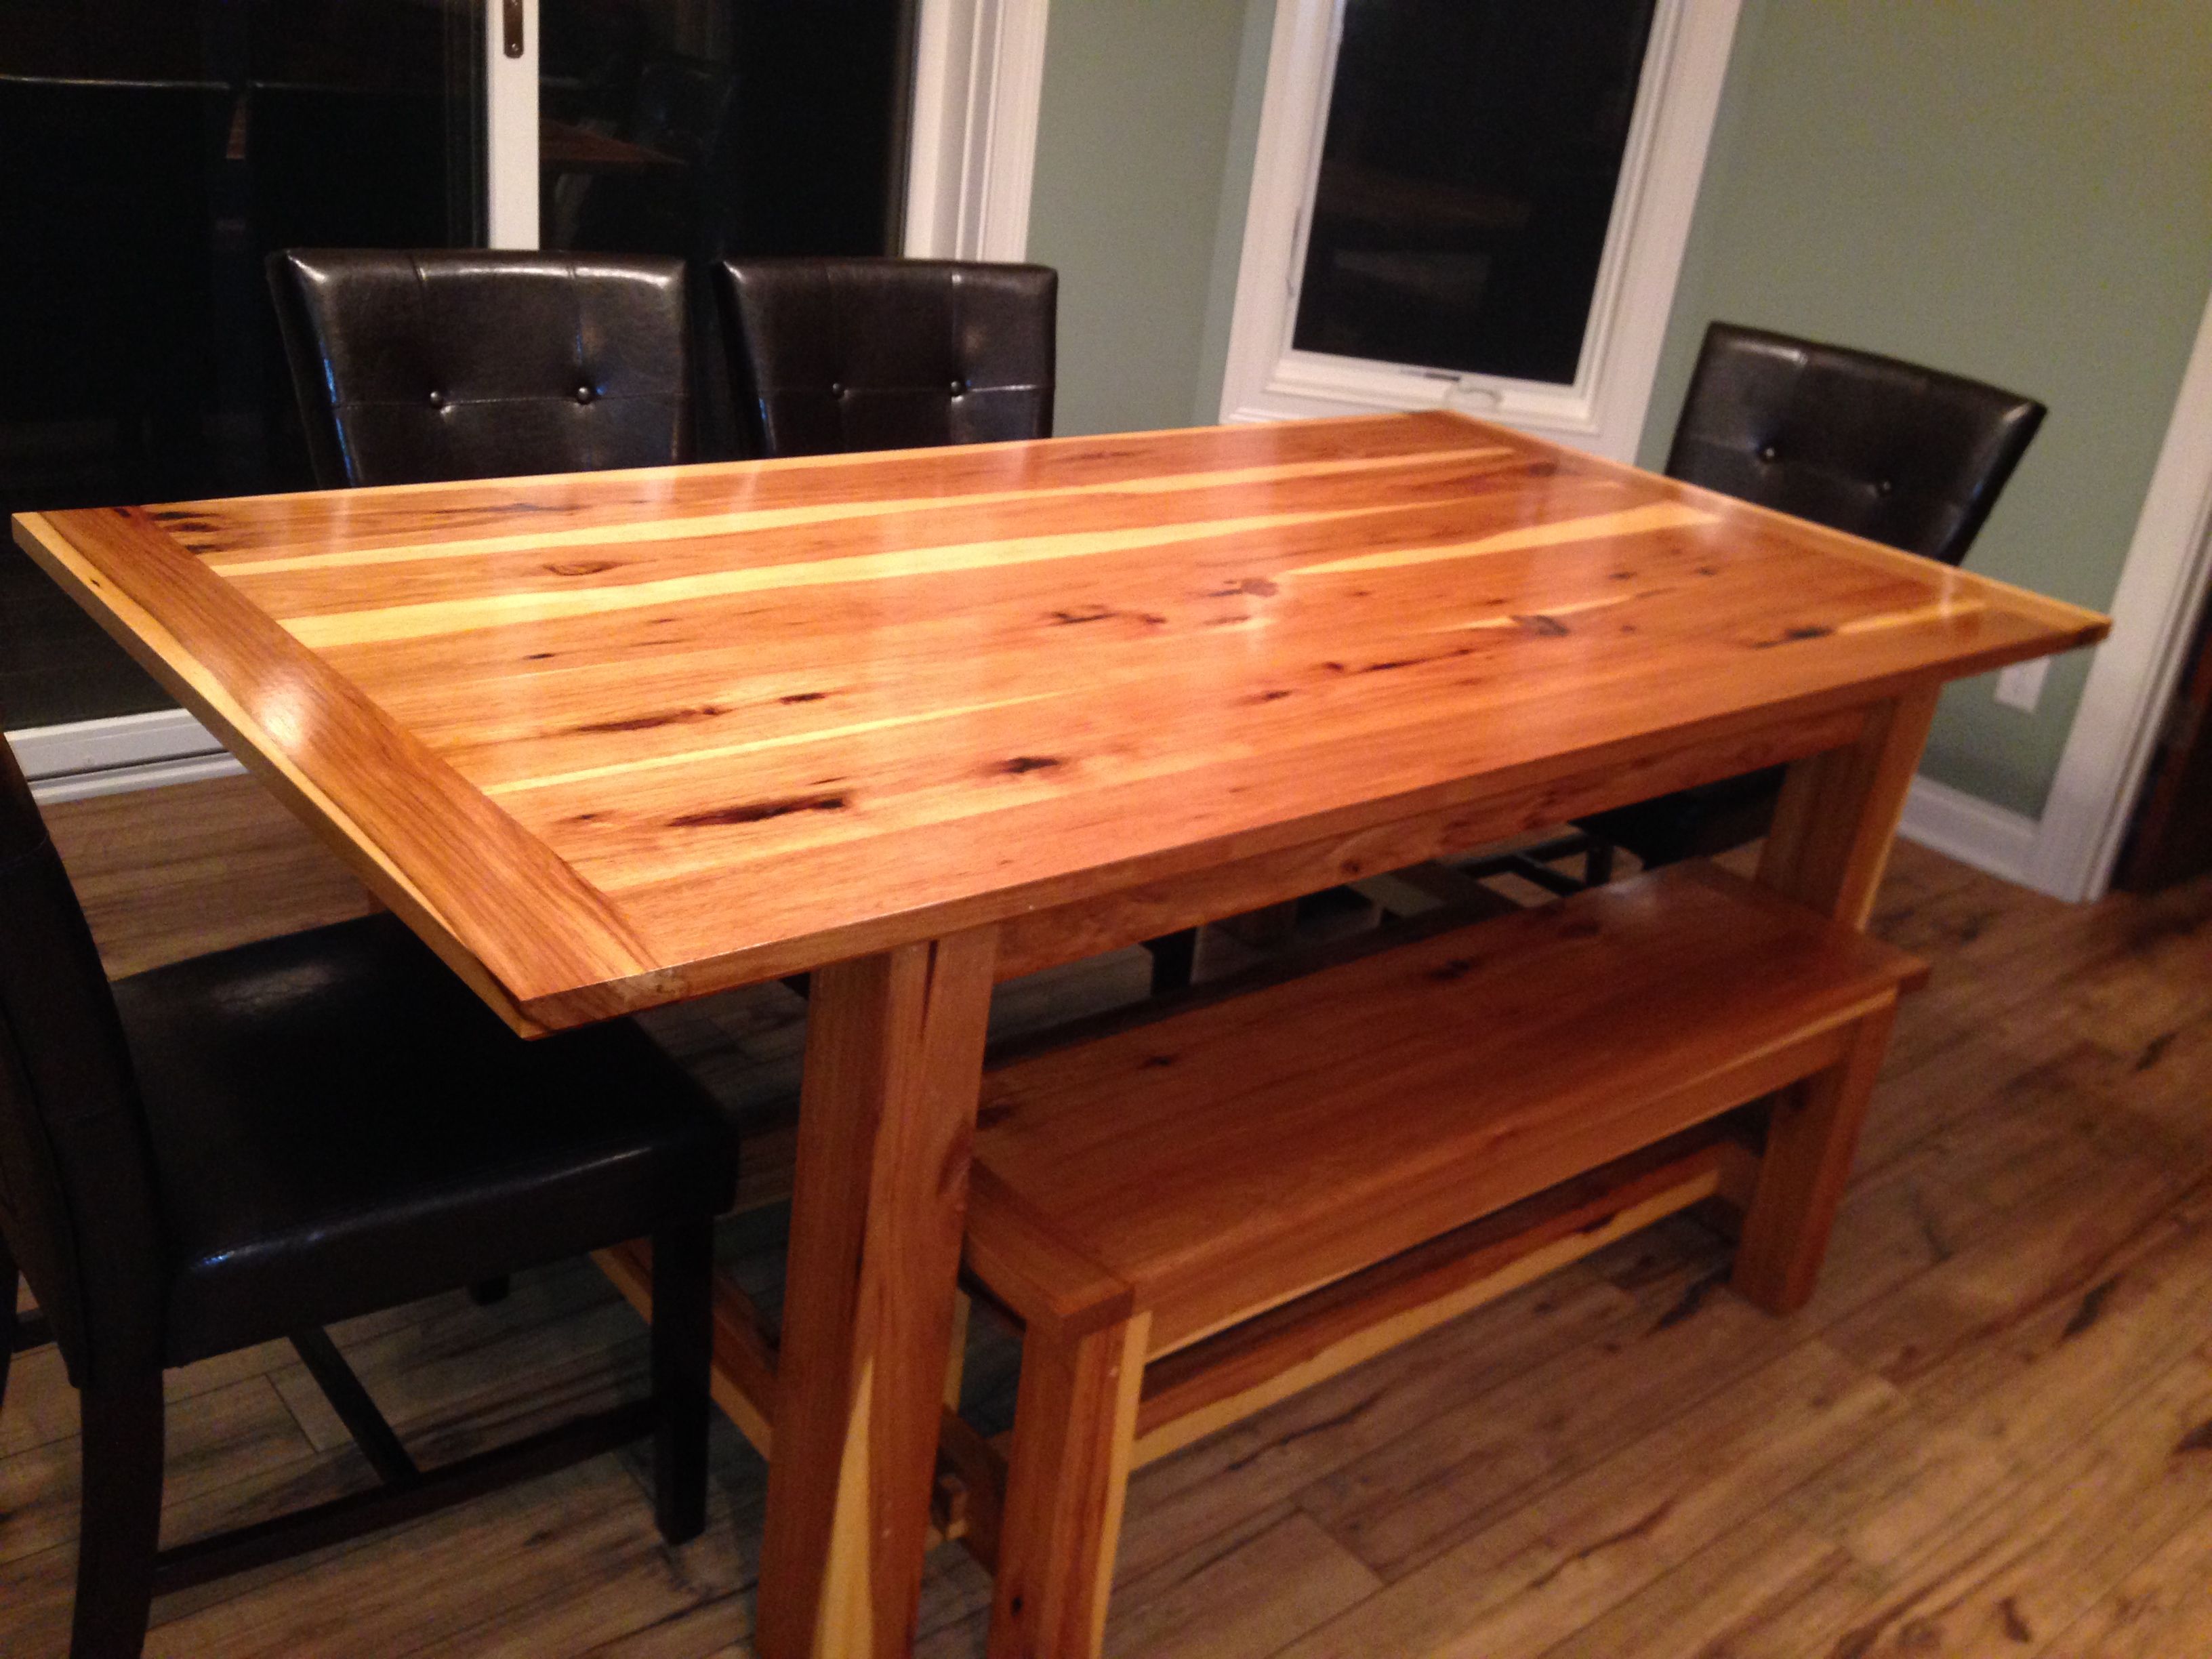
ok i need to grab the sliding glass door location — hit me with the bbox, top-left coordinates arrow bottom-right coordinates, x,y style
533,0 -> 914,264
0,0 -> 483,730
2,0 -> 916,761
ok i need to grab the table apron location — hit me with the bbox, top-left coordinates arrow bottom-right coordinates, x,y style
994,697 -> 1873,981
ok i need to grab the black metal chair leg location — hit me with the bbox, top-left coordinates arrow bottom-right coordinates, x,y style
649,1223 -> 714,1545
74,1374 -> 165,1659
1142,928 -> 1198,994
1585,840 -> 1617,886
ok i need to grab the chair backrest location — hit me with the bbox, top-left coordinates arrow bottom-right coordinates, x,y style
714,258 -> 1056,458
0,738 -> 166,1388
1665,322 -> 2045,567
266,249 -> 694,489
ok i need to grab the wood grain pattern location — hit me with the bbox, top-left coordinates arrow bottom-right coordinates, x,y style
1758,685 -> 1944,927
12,413 -> 2106,1030
755,928 -> 998,1659
1732,1000 -> 1903,1314
985,1312 -> 1150,1659
952,865 -> 1920,1658
971,865 -> 1923,1355
1127,1134 -> 1746,1468
594,1242 -> 779,1460
12,805 -> 2212,1659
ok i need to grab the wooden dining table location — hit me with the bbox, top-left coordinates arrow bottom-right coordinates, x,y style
14,411 -> 2106,1658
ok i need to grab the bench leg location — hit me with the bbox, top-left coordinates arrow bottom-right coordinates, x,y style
1732,999 -> 1899,1314
987,1311 -> 1152,1659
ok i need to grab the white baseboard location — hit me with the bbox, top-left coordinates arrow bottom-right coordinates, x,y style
1896,773 -> 2039,886
5,708 -> 245,804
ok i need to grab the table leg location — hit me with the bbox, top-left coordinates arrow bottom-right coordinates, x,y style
1737,685 -> 1939,1313
1756,686 -> 1941,927
756,927 -> 1000,1659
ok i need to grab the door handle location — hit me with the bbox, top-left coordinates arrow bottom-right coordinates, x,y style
503,0 -> 525,58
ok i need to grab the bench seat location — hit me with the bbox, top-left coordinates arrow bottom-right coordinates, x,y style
953,862 -> 1925,1658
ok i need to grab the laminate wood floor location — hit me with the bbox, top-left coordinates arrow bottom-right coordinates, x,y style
7,773 -> 2211,1658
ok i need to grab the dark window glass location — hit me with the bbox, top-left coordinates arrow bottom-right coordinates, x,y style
0,0 -> 479,727
537,0 -> 917,464
539,0 -> 913,262
1290,0 -> 1657,386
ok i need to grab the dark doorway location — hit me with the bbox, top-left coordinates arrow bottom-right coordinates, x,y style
0,0 -> 481,728
2118,593 -> 2212,893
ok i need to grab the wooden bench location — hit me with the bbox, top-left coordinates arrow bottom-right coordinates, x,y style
949,861 -> 1927,1658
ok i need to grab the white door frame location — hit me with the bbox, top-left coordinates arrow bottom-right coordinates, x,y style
2014,276 -> 2212,901
902,0 -> 1051,260
485,0 -> 541,248
1214,0 -> 1740,462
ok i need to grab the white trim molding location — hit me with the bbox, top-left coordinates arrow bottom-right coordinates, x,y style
6,709 -> 243,805
902,0 -> 1052,262
1897,775 -> 2038,887
2020,275 -> 2212,902
484,0 -> 540,249
1215,0 -> 1740,461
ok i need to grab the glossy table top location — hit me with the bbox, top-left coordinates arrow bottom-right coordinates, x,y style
14,413 -> 2107,1030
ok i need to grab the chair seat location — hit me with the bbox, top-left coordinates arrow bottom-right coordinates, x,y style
112,915 -> 735,1364
968,864 -> 1925,1355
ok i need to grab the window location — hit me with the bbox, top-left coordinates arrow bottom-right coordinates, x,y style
1218,0 -> 1740,460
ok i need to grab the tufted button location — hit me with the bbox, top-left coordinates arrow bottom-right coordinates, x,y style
829,380 -> 844,397
949,377 -> 967,396
1757,443 -> 1778,464
575,384 -> 596,405
1875,477 -> 1895,496
426,389 -> 446,409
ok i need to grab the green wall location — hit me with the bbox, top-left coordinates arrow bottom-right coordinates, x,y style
1029,0 -> 2212,821
1641,0 -> 2212,817
1026,0 -> 1272,436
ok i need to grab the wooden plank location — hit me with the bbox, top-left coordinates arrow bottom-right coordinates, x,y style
1758,684 -> 1942,928
1275,1340 -> 1902,1659
41,773 -> 374,978
1765,1350 -> 2212,1658
991,701 -> 1869,979
935,1407 -> 1008,1570
594,1243 -> 779,1461
1732,998 -> 1902,1313
16,412 -> 2104,1027
2038,1427 -> 2212,1658
1099,1511 -> 1381,1659
1130,1136 -> 1736,1466
973,864 -> 1921,1352
12,508 -> 647,1034
987,1312 -> 1151,1659
754,926 -> 998,1659
961,1167 -> 1136,1340
13,829 -> 2212,1658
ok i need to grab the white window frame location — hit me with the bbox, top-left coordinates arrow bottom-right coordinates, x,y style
1216,0 -> 1740,462
902,0 -> 1052,260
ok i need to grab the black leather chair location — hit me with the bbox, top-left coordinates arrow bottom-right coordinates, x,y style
0,737 -> 735,1659
713,257 -> 1056,459
263,244 -> 708,1309
1577,323 -> 2046,874
266,248 -> 694,489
